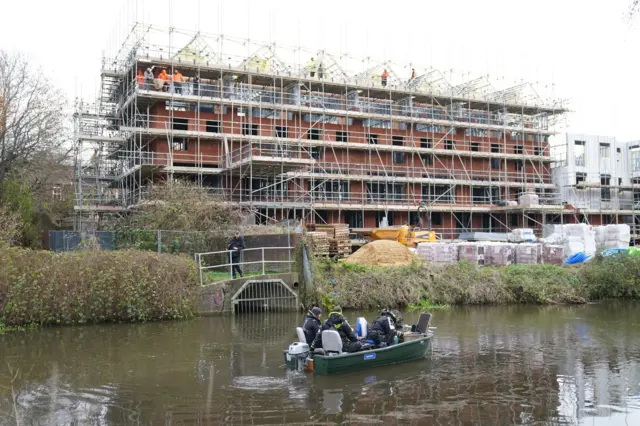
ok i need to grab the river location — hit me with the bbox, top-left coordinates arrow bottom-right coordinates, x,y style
2,302 -> 640,425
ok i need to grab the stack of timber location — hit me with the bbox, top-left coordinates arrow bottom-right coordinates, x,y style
315,224 -> 353,258
307,231 -> 330,256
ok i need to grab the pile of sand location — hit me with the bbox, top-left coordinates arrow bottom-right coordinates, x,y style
345,240 -> 415,266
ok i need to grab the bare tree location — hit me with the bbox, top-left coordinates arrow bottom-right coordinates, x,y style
629,0 -> 639,19
0,50 -> 68,191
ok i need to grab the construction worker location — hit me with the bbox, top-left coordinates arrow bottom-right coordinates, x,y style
173,69 -> 185,94
318,62 -> 324,79
157,68 -> 170,91
136,69 -> 145,89
307,57 -> 316,78
144,67 -> 154,90
381,69 -> 390,87
410,68 -> 416,81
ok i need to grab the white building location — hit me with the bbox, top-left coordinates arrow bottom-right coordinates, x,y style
551,133 -> 633,218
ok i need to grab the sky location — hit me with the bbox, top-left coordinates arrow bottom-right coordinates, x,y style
2,0 -> 640,140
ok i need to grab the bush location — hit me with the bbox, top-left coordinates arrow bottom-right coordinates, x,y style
582,254 -> 640,299
0,248 -> 200,326
309,259 -> 590,310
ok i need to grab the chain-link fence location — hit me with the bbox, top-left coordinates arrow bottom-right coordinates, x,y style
47,229 -> 297,256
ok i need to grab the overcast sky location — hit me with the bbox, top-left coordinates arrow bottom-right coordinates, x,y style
2,0 -> 640,140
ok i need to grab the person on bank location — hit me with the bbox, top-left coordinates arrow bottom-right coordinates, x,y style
302,306 -> 322,345
311,306 -> 362,353
368,309 -> 403,347
228,231 -> 245,279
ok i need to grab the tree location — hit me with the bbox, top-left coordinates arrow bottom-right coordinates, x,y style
629,1 -> 639,19
0,50 -> 67,189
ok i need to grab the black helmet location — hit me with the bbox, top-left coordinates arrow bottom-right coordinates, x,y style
381,308 -> 397,324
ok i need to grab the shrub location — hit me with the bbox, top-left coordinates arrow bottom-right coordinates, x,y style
0,248 -> 200,326
309,259 -> 590,310
582,254 -> 640,299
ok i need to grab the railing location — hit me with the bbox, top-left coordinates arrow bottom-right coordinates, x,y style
118,40 -> 562,110
118,78 -> 554,132
229,144 -> 313,164
195,246 -> 295,285
225,188 -> 558,208
310,162 -> 553,185
117,111 -> 551,156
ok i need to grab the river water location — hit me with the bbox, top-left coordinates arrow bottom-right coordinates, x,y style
2,302 -> 640,425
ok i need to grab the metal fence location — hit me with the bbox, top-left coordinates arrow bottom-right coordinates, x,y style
47,231 -> 116,252
195,246 -> 295,285
46,230 -> 296,256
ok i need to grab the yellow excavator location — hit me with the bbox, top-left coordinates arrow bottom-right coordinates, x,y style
370,225 -> 436,247
368,203 -> 436,247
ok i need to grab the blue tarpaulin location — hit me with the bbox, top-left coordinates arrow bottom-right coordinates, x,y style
601,248 -> 627,257
564,252 -> 591,264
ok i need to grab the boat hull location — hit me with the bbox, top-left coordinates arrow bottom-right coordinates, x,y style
312,334 -> 433,375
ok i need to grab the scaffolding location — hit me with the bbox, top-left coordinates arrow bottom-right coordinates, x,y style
73,23 -> 570,237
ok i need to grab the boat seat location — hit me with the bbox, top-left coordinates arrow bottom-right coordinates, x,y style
296,327 -> 307,343
321,330 -> 343,356
415,313 -> 432,334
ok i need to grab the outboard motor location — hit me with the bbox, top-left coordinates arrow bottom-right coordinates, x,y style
285,342 -> 310,371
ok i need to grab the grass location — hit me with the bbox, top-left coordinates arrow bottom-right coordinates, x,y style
407,297 -> 450,312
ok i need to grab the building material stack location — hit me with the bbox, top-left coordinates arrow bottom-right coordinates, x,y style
602,224 -> 631,250
314,224 -> 353,258
519,192 -> 540,207
515,244 -> 541,264
485,243 -> 516,266
415,242 -> 458,264
541,245 -> 564,265
306,231 -> 330,256
458,243 -> 485,266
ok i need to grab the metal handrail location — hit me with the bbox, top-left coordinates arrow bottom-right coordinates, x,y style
195,246 -> 295,285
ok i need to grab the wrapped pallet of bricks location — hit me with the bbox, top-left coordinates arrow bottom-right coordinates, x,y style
594,226 -> 606,250
603,224 -> 631,250
416,242 -> 457,264
458,243 -> 485,266
541,244 -> 564,265
485,243 -> 516,266
515,244 -> 541,264
519,192 -> 540,207
306,231 -> 330,256
566,223 -> 596,256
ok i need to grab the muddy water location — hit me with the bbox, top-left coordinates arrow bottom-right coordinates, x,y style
2,302 -> 640,425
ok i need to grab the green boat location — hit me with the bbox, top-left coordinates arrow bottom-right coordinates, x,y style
285,312 -> 435,375
312,333 -> 433,375
284,332 -> 434,375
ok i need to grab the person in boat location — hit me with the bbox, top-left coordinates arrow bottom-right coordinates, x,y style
310,306 -> 362,353
302,306 -> 322,345
368,309 -> 403,347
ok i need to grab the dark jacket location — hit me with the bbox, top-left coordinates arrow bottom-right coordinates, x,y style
228,236 -> 245,260
302,311 -> 321,345
369,314 -> 396,337
311,312 -> 358,349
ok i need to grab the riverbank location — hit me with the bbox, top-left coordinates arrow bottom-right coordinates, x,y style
0,247 -> 200,326
2,246 -> 640,327
307,254 -> 640,310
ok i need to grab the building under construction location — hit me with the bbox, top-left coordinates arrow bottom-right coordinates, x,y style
75,23 -> 576,238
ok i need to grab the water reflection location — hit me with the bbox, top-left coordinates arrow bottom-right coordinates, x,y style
1,303 -> 640,424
